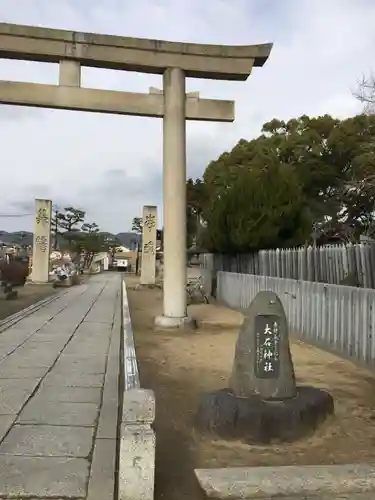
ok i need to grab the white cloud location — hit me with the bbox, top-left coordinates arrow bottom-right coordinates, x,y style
0,0 -> 374,232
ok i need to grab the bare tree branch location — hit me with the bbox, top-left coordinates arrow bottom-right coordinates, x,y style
353,73 -> 375,114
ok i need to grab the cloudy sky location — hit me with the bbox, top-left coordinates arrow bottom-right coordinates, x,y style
0,0 -> 374,233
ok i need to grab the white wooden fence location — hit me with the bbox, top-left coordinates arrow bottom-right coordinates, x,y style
202,243 -> 375,288
215,271 -> 375,367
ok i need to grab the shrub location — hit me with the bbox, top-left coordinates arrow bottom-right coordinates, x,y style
0,260 -> 29,286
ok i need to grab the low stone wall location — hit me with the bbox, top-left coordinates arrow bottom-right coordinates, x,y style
118,279 -> 156,500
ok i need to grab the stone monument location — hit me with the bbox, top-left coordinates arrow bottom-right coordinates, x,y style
30,198 -> 52,284
140,205 -> 157,286
195,291 -> 334,443
229,291 -> 296,400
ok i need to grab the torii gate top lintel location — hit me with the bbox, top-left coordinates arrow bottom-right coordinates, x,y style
0,22 -> 273,81
0,22 -> 273,326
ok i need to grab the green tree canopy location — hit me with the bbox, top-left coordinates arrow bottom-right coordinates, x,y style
186,178 -> 207,248
202,163 -> 311,252
195,113 -> 375,252
53,207 -> 86,248
131,217 -> 143,234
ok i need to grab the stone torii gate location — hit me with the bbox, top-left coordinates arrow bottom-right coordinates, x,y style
0,23 -> 272,328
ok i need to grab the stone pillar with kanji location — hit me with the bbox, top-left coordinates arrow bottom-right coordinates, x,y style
30,199 -> 52,283
140,205 -> 157,285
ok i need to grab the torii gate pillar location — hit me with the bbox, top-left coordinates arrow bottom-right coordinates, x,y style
155,68 -> 189,328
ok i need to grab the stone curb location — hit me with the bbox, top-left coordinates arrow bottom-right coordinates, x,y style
118,278 -> 156,500
122,279 -> 140,390
195,464 -> 375,499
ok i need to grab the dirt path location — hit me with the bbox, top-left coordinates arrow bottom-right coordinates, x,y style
127,278 -> 375,500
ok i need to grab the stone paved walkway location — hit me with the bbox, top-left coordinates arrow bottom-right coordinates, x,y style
0,273 -> 121,499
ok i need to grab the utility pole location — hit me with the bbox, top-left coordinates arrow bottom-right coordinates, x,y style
135,238 -> 141,275
52,205 -> 60,250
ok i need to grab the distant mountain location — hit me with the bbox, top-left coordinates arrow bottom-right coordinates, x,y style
0,230 -> 141,248
113,232 -> 141,249
0,231 -> 33,246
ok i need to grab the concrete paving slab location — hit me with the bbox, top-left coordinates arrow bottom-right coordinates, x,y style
0,415 -> 16,442
0,350 -> 12,360
76,322 -> 113,335
64,337 -> 111,348
0,378 -> 40,392
0,388 -> 34,415
35,322 -> 78,333
18,401 -> 100,426
67,335 -> 111,345
0,424 -> 94,457
29,324 -> 73,335
0,455 -> 89,498
27,332 -> 71,343
52,364 -> 107,376
83,317 -> 114,325
53,355 -> 107,374
0,273 -> 121,498
48,314 -> 87,325
34,386 -> 102,403
0,328 -> 35,344
61,350 -> 108,363
0,344 -> 24,356
0,366 -> 46,379
24,314 -> 56,322
17,341 -> 63,353
68,330 -> 110,338
13,317 -> 52,331
6,355 -> 60,368
42,372 -> 104,387
58,352 -> 108,362
5,344 -> 62,366
0,346 -> 30,359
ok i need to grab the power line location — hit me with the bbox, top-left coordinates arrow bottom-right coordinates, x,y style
0,213 -> 34,218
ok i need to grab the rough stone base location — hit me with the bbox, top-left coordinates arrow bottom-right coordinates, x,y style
195,386 -> 334,443
154,315 -> 197,330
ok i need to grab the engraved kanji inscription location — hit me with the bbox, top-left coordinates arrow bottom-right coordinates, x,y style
143,240 -> 155,255
254,314 -> 280,379
144,213 -> 156,231
35,235 -> 48,252
36,208 -> 49,224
